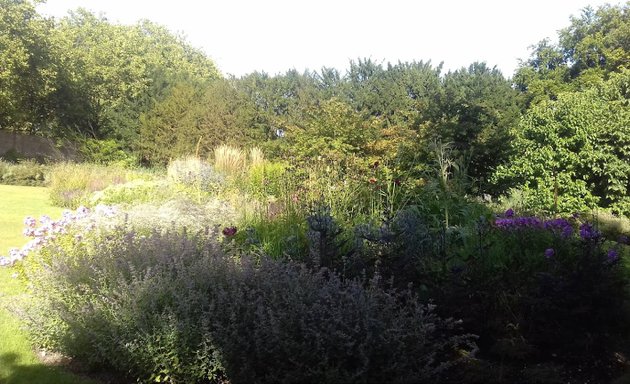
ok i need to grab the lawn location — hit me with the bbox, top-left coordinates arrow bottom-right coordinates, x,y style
0,185 -> 96,384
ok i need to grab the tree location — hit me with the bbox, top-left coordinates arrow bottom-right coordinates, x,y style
286,98 -> 380,163
424,63 -> 523,193
137,79 -> 262,165
0,0 -> 58,133
515,2 -> 630,105
51,10 -> 220,144
493,69 -> 630,215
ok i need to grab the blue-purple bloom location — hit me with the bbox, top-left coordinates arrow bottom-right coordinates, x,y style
579,222 -> 600,240
495,216 -> 543,230
1,204 -> 119,268
24,216 -> 36,228
607,249 -> 619,263
544,218 -> 573,238
504,208 -> 514,218
618,235 -> 629,245
544,248 -> 555,258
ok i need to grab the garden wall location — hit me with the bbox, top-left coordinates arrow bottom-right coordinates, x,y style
0,130 -> 77,161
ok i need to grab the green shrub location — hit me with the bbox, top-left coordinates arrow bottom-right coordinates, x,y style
48,162 -> 153,208
167,156 -> 224,193
436,212 -> 630,381
0,159 -> 49,186
79,138 -> 137,168
20,219 -> 476,383
89,179 -> 179,206
245,161 -> 286,199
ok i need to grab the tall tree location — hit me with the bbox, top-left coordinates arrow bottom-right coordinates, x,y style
0,0 -> 58,133
52,10 -> 220,143
515,2 -> 630,105
493,69 -> 630,215
427,63 -> 523,192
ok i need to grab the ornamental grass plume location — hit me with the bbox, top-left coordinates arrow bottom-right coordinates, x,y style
249,147 -> 264,167
214,145 -> 246,176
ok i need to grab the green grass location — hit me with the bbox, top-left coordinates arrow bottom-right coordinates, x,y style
0,185 -> 96,384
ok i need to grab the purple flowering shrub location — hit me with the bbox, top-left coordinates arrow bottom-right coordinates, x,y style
438,208 -> 629,379
19,220 -> 476,383
0,205 -> 117,267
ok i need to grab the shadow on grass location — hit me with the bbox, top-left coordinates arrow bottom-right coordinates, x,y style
0,352 -> 97,384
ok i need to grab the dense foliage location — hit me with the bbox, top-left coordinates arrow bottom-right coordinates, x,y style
0,0 -> 219,145
1,1 -> 630,382
14,206 -> 475,384
3,1 -> 628,214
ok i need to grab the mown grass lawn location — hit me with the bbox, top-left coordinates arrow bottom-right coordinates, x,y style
0,185 -> 96,384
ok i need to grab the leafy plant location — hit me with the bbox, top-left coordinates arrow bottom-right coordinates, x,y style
17,218 -> 476,383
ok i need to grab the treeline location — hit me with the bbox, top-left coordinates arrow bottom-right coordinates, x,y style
1,0 -> 629,215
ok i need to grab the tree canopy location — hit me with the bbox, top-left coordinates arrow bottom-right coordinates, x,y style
1,1 -> 628,215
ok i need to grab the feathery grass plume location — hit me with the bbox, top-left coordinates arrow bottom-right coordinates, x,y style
249,147 -> 264,167
214,145 -> 246,176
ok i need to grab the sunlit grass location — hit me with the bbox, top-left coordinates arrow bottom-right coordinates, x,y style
0,184 -> 95,384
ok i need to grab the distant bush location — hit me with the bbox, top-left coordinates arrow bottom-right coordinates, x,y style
88,179 -> 176,206
19,217 -> 476,383
79,138 -> 138,168
167,156 -> 224,193
48,162 -> 153,208
0,159 -> 48,186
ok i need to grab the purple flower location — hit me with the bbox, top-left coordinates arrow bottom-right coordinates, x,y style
544,248 -> 555,258
39,215 -> 51,224
579,222 -> 600,240
561,225 -> 573,239
23,216 -> 36,228
504,208 -> 514,218
607,249 -> 619,263
222,226 -> 237,237
618,235 -> 629,245
543,218 -> 573,238
75,206 -> 89,218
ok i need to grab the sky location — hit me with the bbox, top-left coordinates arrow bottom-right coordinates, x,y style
37,0 -> 624,78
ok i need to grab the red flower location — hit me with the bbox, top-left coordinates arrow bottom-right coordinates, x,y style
394,179 -> 401,186
369,177 -> 377,184
222,226 -> 237,237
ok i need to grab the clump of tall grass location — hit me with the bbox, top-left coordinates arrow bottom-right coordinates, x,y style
213,145 -> 246,176
249,146 -> 264,167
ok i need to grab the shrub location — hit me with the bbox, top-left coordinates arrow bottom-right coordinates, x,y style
17,218 -> 476,383
167,156 -> 224,193
435,211 -> 630,381
79,138 -> 137,168
0,159 -> 48,186
88,179 -> 176,206
245,161 -> 287,199
48,162 -> 152,208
